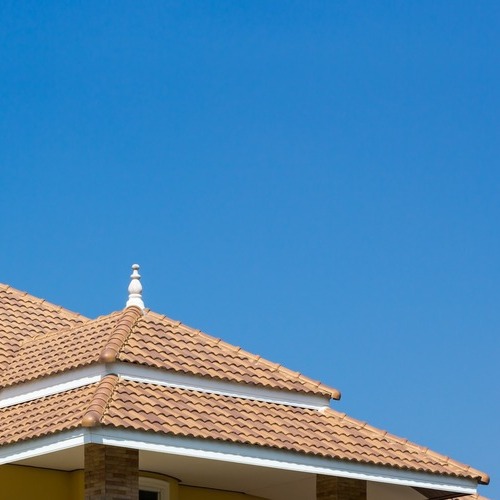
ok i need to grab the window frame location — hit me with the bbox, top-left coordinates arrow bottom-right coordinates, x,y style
139,477 -> 170,500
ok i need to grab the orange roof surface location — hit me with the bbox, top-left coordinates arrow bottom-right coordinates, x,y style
0,284 -> 490,488
0,375 -> 489,485
2,310 -> 125,387
118,310 -> 339,398
1,299 -> 339,399
457,496 -> 489,500
100,378 -> 488,483
0,383 -> 96,445
0,284 -> 87,375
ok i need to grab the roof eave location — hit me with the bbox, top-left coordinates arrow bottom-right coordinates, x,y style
0,428 -> 484,495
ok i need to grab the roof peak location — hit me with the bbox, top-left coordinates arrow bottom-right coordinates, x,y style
126,264 -> 144,310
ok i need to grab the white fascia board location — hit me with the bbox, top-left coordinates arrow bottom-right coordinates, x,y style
0,365 -> 108,408
0,362 -> 330,410
113,362 -> 330,410
88,428 -> 478,495
0,431 -> 85,465
0,428 -> 478,495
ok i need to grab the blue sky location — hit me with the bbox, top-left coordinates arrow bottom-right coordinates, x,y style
1,1 -> 498,496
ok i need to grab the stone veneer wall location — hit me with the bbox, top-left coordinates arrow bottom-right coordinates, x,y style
84,444 -> 139,500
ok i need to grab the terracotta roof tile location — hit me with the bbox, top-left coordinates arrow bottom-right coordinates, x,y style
0,383 -> 97,446
99,307 -> 143,362
82,375 -> 119,427
118,311 -> 340,399
94,380 -> 487,484
0,284 -> 87,375
453,496 -> 489,500
0,375 -> 486,480
1,287 -> 339,399
0,285 -> 489,490
1,311 -> 123,388
0,378 -> 488,485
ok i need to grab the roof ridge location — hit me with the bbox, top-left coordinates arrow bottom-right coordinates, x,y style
0,283 -> 88,321
99,307 -> 143,363
325,408 -> 489,484
81,374 -> 119,428
147,311 -> 341,400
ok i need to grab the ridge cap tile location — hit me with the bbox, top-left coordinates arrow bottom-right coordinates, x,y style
100,307 -> 143,363
82,374 -> 119,427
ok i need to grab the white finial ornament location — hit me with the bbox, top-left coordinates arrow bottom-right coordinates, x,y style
126,264 -> 145,309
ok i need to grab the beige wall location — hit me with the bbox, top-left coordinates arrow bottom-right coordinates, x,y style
0,465 -> 83,500
179,485 -> 266,500
368,481 -> 425,500
0,464 -> 433,500
0,465 -> 266,500
247,475 -> 316,500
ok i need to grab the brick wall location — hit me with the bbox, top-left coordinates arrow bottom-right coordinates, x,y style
84,444 -> 139,500
317,475 -> 366,500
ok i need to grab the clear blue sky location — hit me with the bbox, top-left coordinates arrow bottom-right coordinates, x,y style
1,1 -> 498,496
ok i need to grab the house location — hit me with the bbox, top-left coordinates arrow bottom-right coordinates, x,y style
0,265 -> 490,500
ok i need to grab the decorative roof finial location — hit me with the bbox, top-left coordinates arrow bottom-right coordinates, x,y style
126,264 -> 144,310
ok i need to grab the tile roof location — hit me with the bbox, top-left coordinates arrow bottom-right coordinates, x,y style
0,284 -> 490,491
100,379 -> 489,484
0,284 -> 87,376
0,383 -> 96,445
1,297 -> 339,399
118,311 -> 339,399
1,309 -> 136,388
0,376 -> 489,486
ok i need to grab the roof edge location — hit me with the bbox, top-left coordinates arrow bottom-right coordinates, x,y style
90,428 -> 483,494
328,409 -> 490,485
0,283 -> 88,321
147,310 -> 341,401
0,428 -> 482,494
1,362 -> 332,411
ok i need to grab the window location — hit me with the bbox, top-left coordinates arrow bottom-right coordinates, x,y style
139,477 -> 170,500
139,491 -> 159,500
